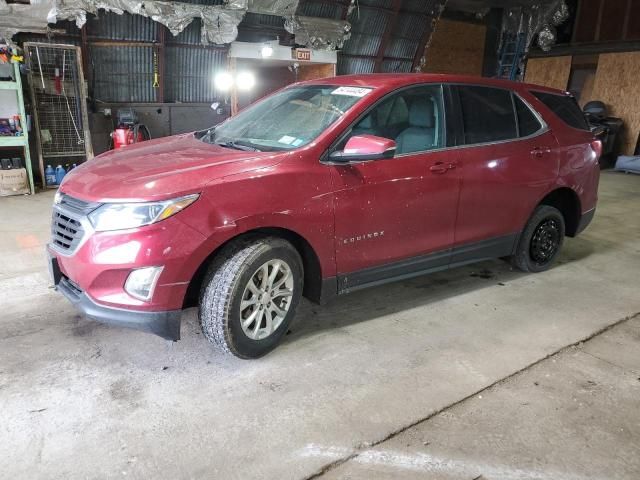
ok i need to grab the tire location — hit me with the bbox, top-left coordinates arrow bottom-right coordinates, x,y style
199,236 -> 303,359
512,205 -> 565,273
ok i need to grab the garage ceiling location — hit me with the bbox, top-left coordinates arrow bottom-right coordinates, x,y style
447,0 -> 553,14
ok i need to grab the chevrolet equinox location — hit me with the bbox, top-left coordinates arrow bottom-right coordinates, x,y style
48,74 -> 600,358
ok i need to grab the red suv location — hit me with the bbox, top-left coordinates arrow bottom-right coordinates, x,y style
48,74 -> 600,358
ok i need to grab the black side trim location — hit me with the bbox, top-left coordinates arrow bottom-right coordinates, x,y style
575,208 -> 595,235
449,233 -> 519,265
57,276 -> 182,341
338,233 -> 519,294
340,248 -> 451,293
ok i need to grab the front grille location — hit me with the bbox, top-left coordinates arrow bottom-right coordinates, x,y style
50,194 -> 100,254
52,211 -> 84,252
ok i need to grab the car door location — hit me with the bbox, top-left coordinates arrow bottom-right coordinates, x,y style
449,85 -> 559,263
329,84 -> 461,291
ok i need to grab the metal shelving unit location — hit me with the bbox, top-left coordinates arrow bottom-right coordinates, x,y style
0,51 -> 35,194
24,43 -> 93,189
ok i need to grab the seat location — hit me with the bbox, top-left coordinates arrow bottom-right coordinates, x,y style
395,98 -> 436,154
351,113 -> 377,137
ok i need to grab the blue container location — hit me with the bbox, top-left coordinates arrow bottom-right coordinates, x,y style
45,165 -> 56,186
54,165 -> 66,185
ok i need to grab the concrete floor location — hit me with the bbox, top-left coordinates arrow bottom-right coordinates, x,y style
1,171 -> 639,479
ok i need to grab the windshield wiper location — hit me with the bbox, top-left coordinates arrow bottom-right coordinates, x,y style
215,140 -> 260,152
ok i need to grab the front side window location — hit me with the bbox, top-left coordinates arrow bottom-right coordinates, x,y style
531,91 -> 589,131
347,85 -> 445,155
341,85 -> 444,155
202,85 -> 370,151
457,86 -> 517,144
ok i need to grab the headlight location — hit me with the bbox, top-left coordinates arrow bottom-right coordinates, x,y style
88,194 -> 199,232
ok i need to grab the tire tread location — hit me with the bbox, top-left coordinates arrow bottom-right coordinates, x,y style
512,205 -> 565,273
198,237 -> 296,358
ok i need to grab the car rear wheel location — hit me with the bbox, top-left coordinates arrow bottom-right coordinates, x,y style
512,205 -> 565,273
199,237 -> 303,359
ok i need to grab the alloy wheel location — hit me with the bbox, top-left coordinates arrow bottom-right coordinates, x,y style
239,259 -> 294,340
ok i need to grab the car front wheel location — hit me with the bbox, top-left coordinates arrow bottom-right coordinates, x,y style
199,237 -> 303,358
512,205 -> 565,273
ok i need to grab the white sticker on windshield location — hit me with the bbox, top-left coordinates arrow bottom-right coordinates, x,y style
331,86 -> 372,97
278,135 -> 296,145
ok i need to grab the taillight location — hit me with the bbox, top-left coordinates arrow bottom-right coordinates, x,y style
590,139 -> 603,161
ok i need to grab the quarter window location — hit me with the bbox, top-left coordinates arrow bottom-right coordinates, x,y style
348,85 -> 445,155
457,86 -> 518,144
514,95 -> 543,137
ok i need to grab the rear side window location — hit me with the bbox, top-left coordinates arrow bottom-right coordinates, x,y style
457,86 -> 517,144
531,91 -> 589,131
514,95 -> 543,137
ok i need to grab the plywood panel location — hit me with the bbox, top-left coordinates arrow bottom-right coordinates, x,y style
589,51 -> 640,155
423,19 -> 486,76
524,56 -> 572,90
298,63 -> 335,81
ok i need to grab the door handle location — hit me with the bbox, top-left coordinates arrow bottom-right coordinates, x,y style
430,162 -> 457,174
531,147 -> 552,158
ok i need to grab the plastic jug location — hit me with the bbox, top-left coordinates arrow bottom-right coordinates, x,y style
45,165 -> 56,186
55,165 -> 66,185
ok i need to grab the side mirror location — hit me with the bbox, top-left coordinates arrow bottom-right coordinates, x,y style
329,134 -> 396,163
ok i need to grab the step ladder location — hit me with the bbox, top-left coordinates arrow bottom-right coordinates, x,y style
497,32 -> 527,81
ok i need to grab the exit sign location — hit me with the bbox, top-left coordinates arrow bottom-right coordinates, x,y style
294,49 -> 311,61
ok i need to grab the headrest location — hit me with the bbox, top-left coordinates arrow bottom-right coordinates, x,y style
409,98 -> 434,128
359,114 -> 373,128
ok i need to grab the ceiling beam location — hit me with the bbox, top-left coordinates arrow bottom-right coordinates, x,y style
300,0 -> 429,17
374,0 -> 403,72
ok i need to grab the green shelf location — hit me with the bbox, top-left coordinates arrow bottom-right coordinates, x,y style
0,136 -> 27,147
0,80 -> 18,90
0,52 -> 34,194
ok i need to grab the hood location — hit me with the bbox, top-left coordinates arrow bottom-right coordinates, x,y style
60,133 -> 287,202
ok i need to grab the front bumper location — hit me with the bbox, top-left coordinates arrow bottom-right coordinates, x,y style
50,254 -> 181,340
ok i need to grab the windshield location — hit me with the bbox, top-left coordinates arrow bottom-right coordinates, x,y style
200,85 -> 371,151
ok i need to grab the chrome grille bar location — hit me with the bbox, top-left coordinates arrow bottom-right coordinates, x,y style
50,194 -> 98,255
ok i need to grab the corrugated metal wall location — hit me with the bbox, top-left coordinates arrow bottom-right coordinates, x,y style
91,44 -> 155,102
86,12 -> 157,103
87,12 -> 157,41
165,47 -> 227,102
19,9 -> 229,104
17,0 -> 448,103
338,0 -> 445,74
85,11 -> 228,103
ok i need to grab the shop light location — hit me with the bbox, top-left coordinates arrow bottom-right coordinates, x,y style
214,71 -> 233,91
236,71 -> 256,91
261,44 -> 274,58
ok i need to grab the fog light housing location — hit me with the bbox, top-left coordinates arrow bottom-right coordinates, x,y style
125,266 -> 163,301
